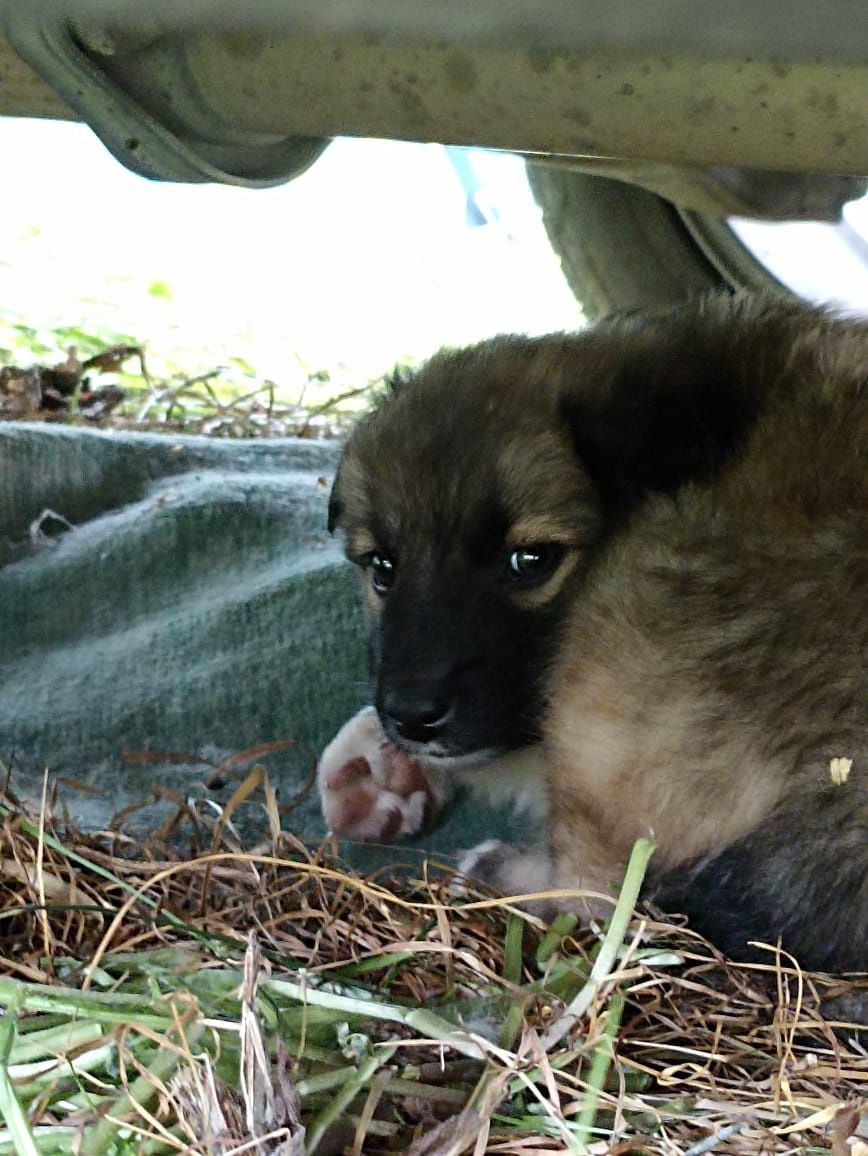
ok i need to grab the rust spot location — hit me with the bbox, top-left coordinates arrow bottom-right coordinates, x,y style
389,77 -> 430,122
566,106 -> 592,128
689,95 -> 716,119
443,51 -> 478,93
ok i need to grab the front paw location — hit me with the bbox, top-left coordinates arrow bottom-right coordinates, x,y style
318,707 -> 441,841
460,841 -> 622,924
458,840 -> 554,916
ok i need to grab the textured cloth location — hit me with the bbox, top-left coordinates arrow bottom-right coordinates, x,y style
0,424 -> 525,860
0,423 -> 364,837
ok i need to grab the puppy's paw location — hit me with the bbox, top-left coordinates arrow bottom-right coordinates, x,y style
457,840 -> 554,916
318,707 -> 444,841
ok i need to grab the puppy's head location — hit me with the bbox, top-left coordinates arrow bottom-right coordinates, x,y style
328,298 -> 783,763
329,336 -> 606,763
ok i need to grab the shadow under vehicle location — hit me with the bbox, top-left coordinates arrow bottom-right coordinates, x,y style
2,1 -> 868,314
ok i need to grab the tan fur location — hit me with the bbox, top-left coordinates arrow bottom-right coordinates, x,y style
324,294 -> 868,971
546,385 -> 866,902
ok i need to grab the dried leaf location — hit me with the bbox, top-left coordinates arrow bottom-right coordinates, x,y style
830,757 -> 853,785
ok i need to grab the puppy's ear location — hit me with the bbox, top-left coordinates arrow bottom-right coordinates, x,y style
559,324 -> 761,508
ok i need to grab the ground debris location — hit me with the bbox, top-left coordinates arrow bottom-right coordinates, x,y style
0,328 -> 383,437
0,776 -> 865,1154
0,343 -> 137,421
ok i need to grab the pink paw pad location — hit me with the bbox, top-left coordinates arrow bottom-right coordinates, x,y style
318,708 -> 437,842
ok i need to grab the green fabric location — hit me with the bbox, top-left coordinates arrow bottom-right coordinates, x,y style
0,424 -> 528,862
0,422 -> 366,837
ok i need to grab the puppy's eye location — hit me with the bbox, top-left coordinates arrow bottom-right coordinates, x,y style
369,552 -> 396,594
506,544 -> 564,585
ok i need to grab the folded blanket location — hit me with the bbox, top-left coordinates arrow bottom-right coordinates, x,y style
0,424 -> 528,862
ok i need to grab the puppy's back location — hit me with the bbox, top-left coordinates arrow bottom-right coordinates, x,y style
545,297 -> 867,971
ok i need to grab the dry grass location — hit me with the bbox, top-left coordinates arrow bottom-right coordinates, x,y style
0,770 -> 865,1155
0,340 -> 383,439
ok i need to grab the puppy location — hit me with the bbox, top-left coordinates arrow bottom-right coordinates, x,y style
319,294 -> 867,973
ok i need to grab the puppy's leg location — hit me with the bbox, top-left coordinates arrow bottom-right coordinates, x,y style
458,841 -> 554,914
458,798 -> 628,924
320,711 -> 549,843
318,708 -> 452,841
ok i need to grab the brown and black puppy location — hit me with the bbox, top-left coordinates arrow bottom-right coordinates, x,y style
319,294 -> 867,973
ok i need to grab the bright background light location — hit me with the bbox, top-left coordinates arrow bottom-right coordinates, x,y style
731,194 -> 868,315
0,119 -> 583,394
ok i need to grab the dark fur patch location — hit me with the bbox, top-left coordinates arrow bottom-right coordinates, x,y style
556,299 -> 829,509
649,783 -> 868,971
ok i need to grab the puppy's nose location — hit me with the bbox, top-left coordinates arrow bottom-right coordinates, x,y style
383,688 -> 453,743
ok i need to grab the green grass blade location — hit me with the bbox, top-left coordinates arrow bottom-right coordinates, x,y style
540,836 -> 656,1051
0,998 -> 40,1156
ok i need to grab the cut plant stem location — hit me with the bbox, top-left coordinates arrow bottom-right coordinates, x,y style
305,1044 -> 398,1154
0,994 -> 40,1156
540,837 -> 656,1051
265,977 -> 488,1061
570,992 -> 625,1152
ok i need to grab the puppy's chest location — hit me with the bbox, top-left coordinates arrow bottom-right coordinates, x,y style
544,661 -> 781,864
